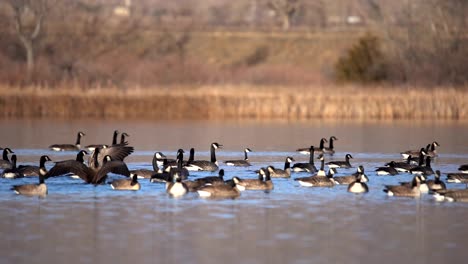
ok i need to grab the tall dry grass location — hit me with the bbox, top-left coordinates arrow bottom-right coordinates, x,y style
1,85 -> 466,120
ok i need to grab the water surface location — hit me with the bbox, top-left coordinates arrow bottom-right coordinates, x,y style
0,119 -> 467,264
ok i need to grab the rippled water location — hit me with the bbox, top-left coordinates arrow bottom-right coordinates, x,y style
1,119 -> 468,264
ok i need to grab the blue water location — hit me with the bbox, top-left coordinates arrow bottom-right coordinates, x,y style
1,119 -> 468,264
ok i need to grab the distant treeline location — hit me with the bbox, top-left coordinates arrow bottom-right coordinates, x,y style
0,0 -> 467,88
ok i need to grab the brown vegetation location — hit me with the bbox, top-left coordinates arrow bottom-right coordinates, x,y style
1,85 -> 466,120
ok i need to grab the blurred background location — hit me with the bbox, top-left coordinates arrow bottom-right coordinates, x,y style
0,0 -> 467,120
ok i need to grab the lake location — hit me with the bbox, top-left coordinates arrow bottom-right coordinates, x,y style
0,118 -> 468,264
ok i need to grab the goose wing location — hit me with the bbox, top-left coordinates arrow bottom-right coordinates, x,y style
88,145 -> 134,169
93,160 -> 130,184
46,160 -> 93,182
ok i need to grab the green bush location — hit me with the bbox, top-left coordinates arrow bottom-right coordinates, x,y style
335,33 -> 387,83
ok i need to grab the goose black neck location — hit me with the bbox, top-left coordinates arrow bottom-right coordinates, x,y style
2,149 -> 9,161
319,139 -> 325,149
112,131 -> 119,145
308,146 -> 314,164
320,158 -> 325,171
76,152 -> 85,163
284,160 -> 291,170
188,148 -> 195,163
39,156 -> 47,168
418,153 -> 425,166
329,138 -> 334,149
75,133 -> 82,145
218,169 -> 224,180
11,155 -> 17,169
39,173 -> 45,184
131,174 -> 138,185
264,170 -> 271,181
430,143 -> 437,151
244,150 -> 249,161
210,145 -> 217,163
425,156 -> 431,167
177,152 -> 183,169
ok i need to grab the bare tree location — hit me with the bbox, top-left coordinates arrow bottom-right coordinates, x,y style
5,0 -> 49,79
267,0 -> 300,30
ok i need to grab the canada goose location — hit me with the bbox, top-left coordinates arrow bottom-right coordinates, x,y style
410,156 -> 434,176
129,168 -> 157,179
292,146 -> 317,173
166,149 -> 189,179
268,156 -> 294,178
11,171 -> 49,196
233,168 -> 273,191
152,152 -> 169,171
446,172 -> 468,183
424,141 -> 440,158
185,143 -> 222,172
149,167 -> 172,183
166,171 -> 189,197
347,172 -> 369,193
399,174 -> 429,193
295,165 -> 336,182
296,138 -> 327,155
400,142 -> 438,159
46,149 -> 130,184
87,145 -> 134,170
297,167 -> 335,187
0,148 -> 14,169
1,155 -> 23,179
49,131 -> 85,151
326,154 -> 353,169
224,148 -> 252,167
375,161 -> 399,176
18,155 -> 52,177
458,164 -> 468,173
323,136 -> 338,155
84,130 -> 119,152
334,165 -> 368,184
197,178 -> 241,199
390,155 -> 414,172
110,173 -> 140,191
383,175 -> 422,197
433,189 -> 468,202
427,170 -> 446,191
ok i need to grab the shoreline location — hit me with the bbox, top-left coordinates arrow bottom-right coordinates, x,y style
2,85 -> 467,120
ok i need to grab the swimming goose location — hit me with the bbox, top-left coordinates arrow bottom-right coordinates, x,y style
458,164 -> 468,173
410,156 -> 434,176
166,171 -> 189,197
296,138 -> 327,155
433,189 -> 468,202
84,130 -> 119,152
151,152 -> 168,171
297,167 -> 336,187
46,150 -> 130,184
1,155 -> 23,179
334,165 -> 368,184
347,172 -> 369,193
185,143 -> 222,172
390,155 -> 414,172
292,146 -> 317,173
110,173 -> 140,191
326,154 -> 353,169
0,148 -> 14,169
323,136 -> 338,155
182,169 -> 225,192
426,170 -> 446,191
422,141 -> 440,158
267,156 -> 294,178
197,178 -> 241,199
446,172 -> 468,183
11,171 -> 49,196
375,161 -> 399,176
87,145 -> 134,170
224,148 -> 252,167
383,175 -> 422,197
233,168 -> 274,191
399,174 -> 429,193
49,131 -> 85,151
17,155 -> 52,177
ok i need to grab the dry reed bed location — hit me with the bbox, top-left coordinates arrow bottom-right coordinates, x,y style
0,85 -> 466,120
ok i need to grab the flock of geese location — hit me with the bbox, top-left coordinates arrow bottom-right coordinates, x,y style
1,131 -> 468,202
